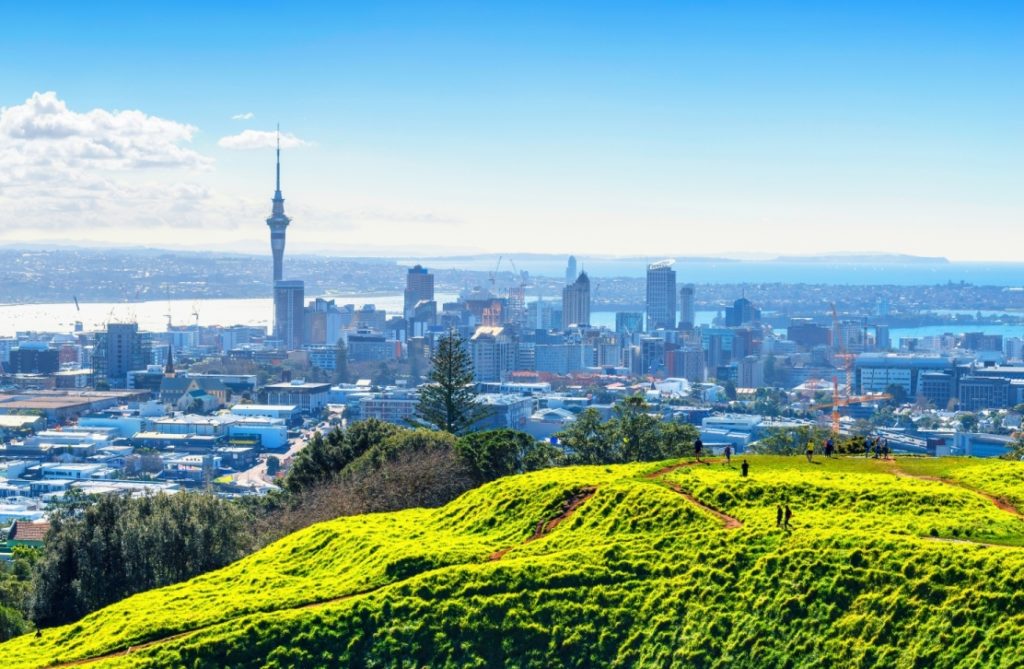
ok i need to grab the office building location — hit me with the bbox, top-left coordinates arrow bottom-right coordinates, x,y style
561,271 -> 591,327
725,297 -> 761,327
565,255 -> 577,285
471,326 -> 517,382
679,284 -> 696,330
303,298 -> 345,346
615,312 -> 644,336
403,265 -> 435,319
9,345 -> 59,375
93,323 -> 150,389
273,280 -> 305,349
787,321 -> 831,349
646,260 -> 677,331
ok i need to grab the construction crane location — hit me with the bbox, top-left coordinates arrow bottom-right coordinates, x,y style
811,389 -> 892,434
506,258 -> 529,326
824,302 -> 887,433
488,255 -> 503,296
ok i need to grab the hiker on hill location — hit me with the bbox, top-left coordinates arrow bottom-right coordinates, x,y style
784,505 -> 793,529
724,444 -> 732,465
741,459 -> 749,477
776,504 -> 784,527
805,441 -> 814,463
694,437 -> 704,462
882,438 -> 891,460
825,437 -> 834,458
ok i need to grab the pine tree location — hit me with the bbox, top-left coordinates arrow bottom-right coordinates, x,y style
414,330 -> 488,434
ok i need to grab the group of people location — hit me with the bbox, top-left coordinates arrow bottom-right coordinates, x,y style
805,437 -> 837,462
776,504 -> 793,530
695,438 -> 749,477
868,436 -> 891,459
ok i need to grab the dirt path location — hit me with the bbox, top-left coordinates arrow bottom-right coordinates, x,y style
885,462 -> 1024,518
924,536 -> 1020,549
44,580 -> 397,669
663,483 -> 743,529
641,461 -> 743,530
643,459 -> 715,479
488,486 -> 597,561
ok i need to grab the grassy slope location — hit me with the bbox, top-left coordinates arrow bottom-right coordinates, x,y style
5,456 -> 1024,668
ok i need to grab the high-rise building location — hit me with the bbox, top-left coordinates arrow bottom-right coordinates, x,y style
274,280 -> 305,350
404,265 -> 435,319
561,271 -> 591,327
266,130 -> 291,284
725,297 -> 761,327
93,323 -> 150,389
645,260 -> 677,331
565,255 -> 578,285
679,284 -> 696,330
304,298 -> 345,346
615,312 -> 644,335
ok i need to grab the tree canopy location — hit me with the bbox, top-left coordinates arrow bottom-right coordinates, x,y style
414,330 -> 488,434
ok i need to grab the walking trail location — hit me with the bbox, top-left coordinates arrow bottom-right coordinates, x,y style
644,460 -> 743,530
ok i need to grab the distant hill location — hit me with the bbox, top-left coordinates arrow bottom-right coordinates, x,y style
771,253 -> 950,264
5,456 -> 1024,667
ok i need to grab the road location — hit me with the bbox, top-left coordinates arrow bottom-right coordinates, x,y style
233,423 -> 333,489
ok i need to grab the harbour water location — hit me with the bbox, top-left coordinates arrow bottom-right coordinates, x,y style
2,298 -> 1020,343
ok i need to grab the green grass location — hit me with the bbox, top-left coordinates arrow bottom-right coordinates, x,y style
5,456 -> 1024,668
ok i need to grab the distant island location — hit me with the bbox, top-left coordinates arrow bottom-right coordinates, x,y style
771,254 -> 950,264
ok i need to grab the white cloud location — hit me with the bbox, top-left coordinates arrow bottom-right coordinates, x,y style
231,112 -> 254,120
217,129 -> 309,150
0,91 -> 210,170
0,91 -> 221,232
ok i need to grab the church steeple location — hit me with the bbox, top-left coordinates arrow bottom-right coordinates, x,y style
164,345 -> 175,377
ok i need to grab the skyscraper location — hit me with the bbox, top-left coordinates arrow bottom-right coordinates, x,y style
561,271 -> 591,327
274,280 -> 305,350
645,260 -> 677,331
266,129 -> 291,283
565,255 -> 577,285
679,283 -> 696,330
92,323 -> 150,389
404,265 -> 435,318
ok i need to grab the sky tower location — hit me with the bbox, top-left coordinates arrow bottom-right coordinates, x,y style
267,126 -> 291,283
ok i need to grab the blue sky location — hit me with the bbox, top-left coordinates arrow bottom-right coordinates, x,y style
0,1 -> 1020,259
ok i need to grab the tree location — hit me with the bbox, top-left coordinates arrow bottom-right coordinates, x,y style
557,408 -> 615,464
333,339 -> 349,384
958,412 -> 979,433
414,330 -> 489,435
885,383 -> 909,407
611,396 -> 662,462
266,455 -> 281,477
456,429 -> 557,483
1001,433 -> 1024,461
372,362 -> 396,387
284,421 -> 401,494
33,492 -> 250,627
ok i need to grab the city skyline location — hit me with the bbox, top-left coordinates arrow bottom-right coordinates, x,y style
0,2 -> 1021,260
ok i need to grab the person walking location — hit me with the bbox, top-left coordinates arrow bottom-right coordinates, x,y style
776,504 -> 784,527
806,441 -> 814,463
825,437 -> 834,458
694,437 -> 704,462
741,459 -> 749,477
784,505 -> 793,530
724,444 -> 732,465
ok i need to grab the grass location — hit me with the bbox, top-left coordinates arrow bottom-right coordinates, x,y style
4,456 -> 1024,668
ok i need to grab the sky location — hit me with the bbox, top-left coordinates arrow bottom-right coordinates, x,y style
0,1 -> 1021,260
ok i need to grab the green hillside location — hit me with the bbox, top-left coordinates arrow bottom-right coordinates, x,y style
5,455 -> 1024,668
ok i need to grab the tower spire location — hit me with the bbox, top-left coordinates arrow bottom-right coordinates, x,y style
267,123 -> 291,283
